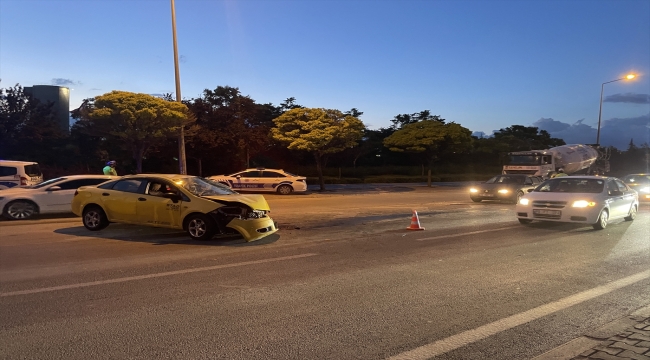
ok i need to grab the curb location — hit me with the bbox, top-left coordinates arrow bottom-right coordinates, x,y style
0,217 -> 80,227
532,304 -> 650,360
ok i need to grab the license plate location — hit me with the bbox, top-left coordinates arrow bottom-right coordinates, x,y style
534,209 -> 561,216
483,193 -> 494,197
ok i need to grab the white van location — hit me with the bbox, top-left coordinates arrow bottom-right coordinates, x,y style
0,160 -> 44,189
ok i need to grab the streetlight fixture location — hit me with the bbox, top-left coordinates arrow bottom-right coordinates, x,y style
171,0 -> 187,174
596,73 -> 636,145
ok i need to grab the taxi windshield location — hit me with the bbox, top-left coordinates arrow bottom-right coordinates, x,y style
173,176 -> 237,197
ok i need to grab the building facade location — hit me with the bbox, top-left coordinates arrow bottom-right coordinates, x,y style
23,85 -> 70,133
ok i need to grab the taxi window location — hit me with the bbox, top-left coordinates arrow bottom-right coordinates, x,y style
112,179 -> 145,193
147,181 -> 179,196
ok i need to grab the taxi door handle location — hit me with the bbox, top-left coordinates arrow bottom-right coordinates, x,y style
138,198 -> 146,201
102,193 -> 110,196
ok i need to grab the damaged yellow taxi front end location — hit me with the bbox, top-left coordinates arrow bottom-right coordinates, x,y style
72,174 -> 278,242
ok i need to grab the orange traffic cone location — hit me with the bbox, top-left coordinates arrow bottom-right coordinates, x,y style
406,210 -> 425,230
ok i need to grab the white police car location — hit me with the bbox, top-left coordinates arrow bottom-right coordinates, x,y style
0,160 -> 43,190
208,168 -> 307,195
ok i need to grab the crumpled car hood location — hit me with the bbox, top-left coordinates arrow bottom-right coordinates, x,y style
202,194 -> 271,211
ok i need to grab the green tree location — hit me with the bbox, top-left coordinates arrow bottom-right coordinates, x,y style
185,86 -> 277,172
72,91 -> 191,173
390,110 -> 445,130
271,108 -> 365,191
384,120 -> 473,186
492,125 -> 565,150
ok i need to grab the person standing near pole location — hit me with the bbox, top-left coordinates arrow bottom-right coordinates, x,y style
103,161 -> 118,176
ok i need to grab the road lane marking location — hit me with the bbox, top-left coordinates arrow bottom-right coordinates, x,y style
0,253 -> 318,297
416,225 -> 521,241
388,269 -> 650,360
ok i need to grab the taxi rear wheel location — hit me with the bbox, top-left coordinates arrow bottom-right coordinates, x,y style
186,214 -> 217,241
277,185 -> 293,195
82,206 -> 109,231
592,209 -> 608,230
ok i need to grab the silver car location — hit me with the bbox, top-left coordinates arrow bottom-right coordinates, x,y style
515,176 -> 638,230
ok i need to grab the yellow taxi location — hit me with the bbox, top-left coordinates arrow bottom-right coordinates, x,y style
71,174 -> 278,242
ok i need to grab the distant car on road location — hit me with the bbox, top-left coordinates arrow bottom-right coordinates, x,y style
0,175 -> 116,220
71,174 -> 278,242
208,168 -> 307,195
469,174 -> 542,203
621,174 -> 650,201
516,176 -> 638,229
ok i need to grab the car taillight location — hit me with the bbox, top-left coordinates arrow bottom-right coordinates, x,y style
20,176 -> 27,185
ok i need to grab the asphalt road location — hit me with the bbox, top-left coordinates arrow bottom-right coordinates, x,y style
1,185 -> 649,360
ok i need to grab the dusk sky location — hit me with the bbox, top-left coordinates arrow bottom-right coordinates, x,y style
1,0 -> 649,149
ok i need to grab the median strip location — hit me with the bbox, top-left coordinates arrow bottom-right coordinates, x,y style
0,253 -> 318,297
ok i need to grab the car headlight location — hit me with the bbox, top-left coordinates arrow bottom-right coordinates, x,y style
519,198 -> 529,205
469,188 -> 478,193
498,189 -> 509,194
572,200 -> 596,208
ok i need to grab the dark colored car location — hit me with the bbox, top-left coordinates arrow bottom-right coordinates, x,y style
469,174 -> 542,203
621,174 -> 650,201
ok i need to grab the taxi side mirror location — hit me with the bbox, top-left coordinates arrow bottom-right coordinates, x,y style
163,193 -> 182,203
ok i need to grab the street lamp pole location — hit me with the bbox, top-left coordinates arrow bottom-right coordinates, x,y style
171,0 -> 187,175
596,74 -> 636,145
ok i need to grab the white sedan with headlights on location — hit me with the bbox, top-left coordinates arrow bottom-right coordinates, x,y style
516,176 -> 638,230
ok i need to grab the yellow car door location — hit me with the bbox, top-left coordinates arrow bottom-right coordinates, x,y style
136,180 -> 183,228
101,179 -> 146,222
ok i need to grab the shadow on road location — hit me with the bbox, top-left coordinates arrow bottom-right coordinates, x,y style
53,225 -> 280,247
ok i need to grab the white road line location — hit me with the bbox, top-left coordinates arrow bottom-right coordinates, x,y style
416,225 -> 521,241
388,269 -> 650,360
0,253 -> 318,297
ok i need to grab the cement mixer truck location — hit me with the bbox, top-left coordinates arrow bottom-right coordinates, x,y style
502,144 -> 610,178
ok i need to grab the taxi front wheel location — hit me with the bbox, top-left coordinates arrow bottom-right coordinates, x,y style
82,206 -> 109,231
186,214 -> 217,241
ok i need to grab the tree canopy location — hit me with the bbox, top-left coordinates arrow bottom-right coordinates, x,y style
272,108 -> 365,190
492,125 -> 565,150
72,91 -> 191,173
384,120 -> 473,186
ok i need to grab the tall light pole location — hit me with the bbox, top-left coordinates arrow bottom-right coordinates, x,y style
171,0 -> 187,174
596,74 -> 635,145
